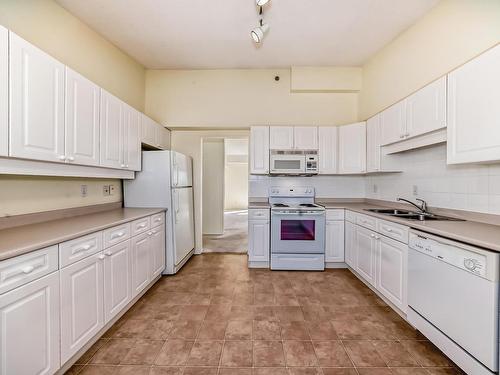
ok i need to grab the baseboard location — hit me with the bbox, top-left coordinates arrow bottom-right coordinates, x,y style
325,262 -> 348,269
248,260 -> 269,268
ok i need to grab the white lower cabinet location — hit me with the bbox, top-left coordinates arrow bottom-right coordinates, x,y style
355,225 -> 377,286
60,253 -> 104,363
131,232 -> 152,295
150,227 -> 166,278
248,215 -> 270,265
104,240 -> 132,323
344,221 -> 356,268
0,272 -> 60,375
325,220 -> 344,263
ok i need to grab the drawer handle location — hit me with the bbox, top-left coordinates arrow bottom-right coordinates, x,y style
98,254 -> 106,260
111,231 -> 125,239
22,265 -> 35,274
75,244 -> 92,253
147,231 -> 153,236
151,230 -> 157,235
155,218 -> 161,222
385,228 -> 393,232
137,223 -> 147,229
105,251 -> 112,256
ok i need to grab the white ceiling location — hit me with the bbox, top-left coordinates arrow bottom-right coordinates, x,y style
56,0 -> 439,69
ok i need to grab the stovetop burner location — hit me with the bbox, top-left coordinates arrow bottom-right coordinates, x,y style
273,203 -> 289,207
300,204 -> 316,207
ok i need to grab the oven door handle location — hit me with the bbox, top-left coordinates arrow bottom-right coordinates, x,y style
272,212 -> 325,216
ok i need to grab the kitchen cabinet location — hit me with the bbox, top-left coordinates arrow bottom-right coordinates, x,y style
60,252 -> 104,363
318,127 -> 338,174
250,126 -> 270,174
294,126 -> 318,150
141,114 -> 156,147
325,220 -> 344,263
65,67 -> 100,166
158,127 -> 171,150
248,209 -> 270,266
376,235 -> 407,313
338,122 -> 366,174
100,89 -> 123,169
270,126 -> 294,150
344,221 -> 356,268
447,44 -> 500,164
366,114 -> 381,172
355,225 -> 376,286
0,272 -> 60,375
131,232 -> 151,296
150,227 -> 166,278
123,104 -> 141,171
0,25 -> 7,157
380,101 -> 406,146
9,32 -> 65,163
104,240 -> 132,322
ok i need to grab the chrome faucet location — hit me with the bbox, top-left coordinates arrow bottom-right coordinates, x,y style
397,197 -> 428,213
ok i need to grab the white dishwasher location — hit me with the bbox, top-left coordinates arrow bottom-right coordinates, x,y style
408,230 -> 499,375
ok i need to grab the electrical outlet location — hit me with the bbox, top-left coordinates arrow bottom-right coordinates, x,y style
80,185 -> 88,197
372,184 -> 378,193
412,185 -> 418,196
103,185 -> 110,196
109,184 -> 116,196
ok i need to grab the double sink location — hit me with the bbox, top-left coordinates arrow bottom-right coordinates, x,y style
365,208 -> 464,222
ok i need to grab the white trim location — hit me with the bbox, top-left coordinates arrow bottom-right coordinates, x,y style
382,128 -> 446,155
325,262 -> 348,269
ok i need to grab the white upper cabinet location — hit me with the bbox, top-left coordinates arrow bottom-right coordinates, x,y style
100,89 -> 123,169
318,126 -> 338,174
140,114 -> 156,147
294,126 -> 318,150
366,114 -> 381,172
269,126 -> 294,150
250,126 -> 270,174
123,104 -> 141,171
159,127 -> 171,150
338,122 -> 366,174
406,76 -> 446,139
65,68 -> 100,166
380,101 -> 406,146
447,45 -> 500,164
0,26 -> 7,157
9,32 -> 65,163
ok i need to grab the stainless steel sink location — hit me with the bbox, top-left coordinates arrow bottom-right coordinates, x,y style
366,208 -> 412,215
364,209 -> 464,221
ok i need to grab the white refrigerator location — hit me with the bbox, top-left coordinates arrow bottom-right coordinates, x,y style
124,151 -> 195,274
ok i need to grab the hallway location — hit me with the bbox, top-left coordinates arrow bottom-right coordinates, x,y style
203,210 -> 248,253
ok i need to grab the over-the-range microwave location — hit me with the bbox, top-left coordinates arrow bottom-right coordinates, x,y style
269,150 -> 318,175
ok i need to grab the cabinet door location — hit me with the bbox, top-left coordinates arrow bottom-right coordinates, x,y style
150,227 -> 166,278
65,67 -> 100,166
325,220 -> 344,262
406,76 -> 446,139
294,127 -> 318,150
318,127 -> 338,174
9,33 -> 65,163
0,26 -> 7,157
355,226 -> 376,286
447,45 -> 500,164
366,114 -> 380,172
131,233 -> 151,296
250,126 -> 270,174
141,114 -> 156,147
100,90 -> 124,168
160,128 -> 171,150
248,220 -> 270,262
104,240 -> 132,323
338,122 -> 366,174
269,126 -> 294,150
377,235 -> 407,312
60,253 -> 104,363
380,101 -> 406,145
123,105 -> 141,171
0,272 -> 60,375
344,221 -> 356,268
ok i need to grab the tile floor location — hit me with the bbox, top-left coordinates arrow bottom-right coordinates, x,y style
67,254 -> 463,375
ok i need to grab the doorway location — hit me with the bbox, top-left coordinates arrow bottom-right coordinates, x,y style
202,138 -> 248,253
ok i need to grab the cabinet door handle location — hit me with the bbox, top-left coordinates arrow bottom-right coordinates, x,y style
67,156 -> 75,162
98,254 -> 106,260
105,251 -> 112,256
58,155 -> 66,161
370,233 -> 375,238
147,231 -> 153,235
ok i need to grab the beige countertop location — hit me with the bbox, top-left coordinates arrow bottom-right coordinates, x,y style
317,200 -> 500,252
0,207 -> 166,261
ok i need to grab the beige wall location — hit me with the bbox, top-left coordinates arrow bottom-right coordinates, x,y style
225,163 -> 248,211
359,0 -> 500,119
145,69 -> 359,128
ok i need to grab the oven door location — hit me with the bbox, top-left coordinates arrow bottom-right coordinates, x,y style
270,155 -> 306,175
271,211 -> 325,254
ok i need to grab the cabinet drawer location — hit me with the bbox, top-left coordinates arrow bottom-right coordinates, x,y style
103,223 -> 131,248
345,210 -> 357,223
151,212 -> 165,228
59,231 -> 103,268
326,209 -> 344,221
377,219 -> 409,244
356,213 -> 377,231
0,246 -> 59,294
131,217 -> 151,236
249,209 -> 270,220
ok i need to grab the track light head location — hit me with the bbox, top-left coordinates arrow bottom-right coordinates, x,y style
256,0 -> 270,6
251,23 -> 270,43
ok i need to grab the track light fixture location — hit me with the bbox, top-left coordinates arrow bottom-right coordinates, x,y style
251,0 -> 270,44
256,0 -> 270,6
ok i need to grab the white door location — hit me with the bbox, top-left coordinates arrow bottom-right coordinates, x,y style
65,67 -> 100,166
344,221 -> 356,268
173,187 -> 195,265
355,226 -> 376,286
150,227 -> 166,278
123,105 -> 141,171
60,253 -> 104,363
9,33 -> 65,163
325,220 -> 345,262
269,126 -> 294,150
104,240 -> 132,322
100,89 -> 123,169
294,127 -> 318,150
318,127 -> 338,174
0,26 -> 7,157
377,235 -> 407,312
380,101 -> 406,145
366,115 -> 380,172
131,233 -> 151,296
406,76 -> 446,139
0,272 -> 60,375
248,220 -> 270,262
250,126 -> 270,174
447,45 -> 500,164
338,122 -> 366,174
141,114 -> 156,147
